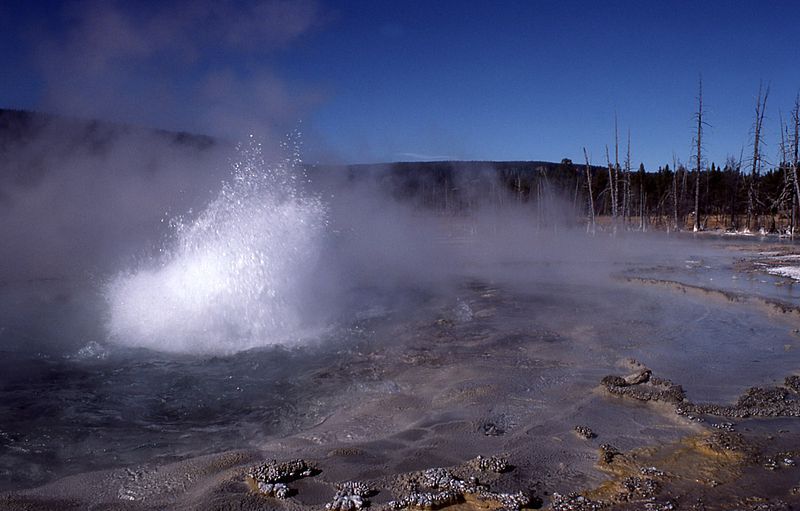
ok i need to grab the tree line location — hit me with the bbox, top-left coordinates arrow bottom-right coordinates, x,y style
576,80 -> 800,236
334,81 -> 800,237
333,150 -> 799,236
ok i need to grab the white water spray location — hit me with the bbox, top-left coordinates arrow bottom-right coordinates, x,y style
105,134 -> 327,354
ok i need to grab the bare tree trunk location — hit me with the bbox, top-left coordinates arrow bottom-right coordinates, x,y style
624,129 -> 632,230
642,192 -> 647,231
727,158 -> 736,230
672,153 -> 679,230
573,169 -> 580,213
791,96 -> 800,234
584,148 -> 596,234
680,163 -> 688,227
747,82 -> 769,232
614,114 -> 621,230
694,76 -> 704,232
605,146 -> 617,232
780,112 -> 790,235
639,165 -> 646,231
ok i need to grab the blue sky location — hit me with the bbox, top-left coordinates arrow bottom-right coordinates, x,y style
2,0 -> 800,169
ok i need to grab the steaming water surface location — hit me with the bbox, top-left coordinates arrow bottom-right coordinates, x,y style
2,148 -> 800,503
0,329 -> 385,490
2,235 -> 799,493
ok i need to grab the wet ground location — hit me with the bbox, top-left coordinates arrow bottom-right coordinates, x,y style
2,234 -> 800,510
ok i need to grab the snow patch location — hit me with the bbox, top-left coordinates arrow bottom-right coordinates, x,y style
767,266 -> 800,281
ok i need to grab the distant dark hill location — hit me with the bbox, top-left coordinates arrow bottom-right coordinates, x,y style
0,109 -> 231,279
0,108 -> 600,200
0,108 -> 216,154
0,108 -> 607,213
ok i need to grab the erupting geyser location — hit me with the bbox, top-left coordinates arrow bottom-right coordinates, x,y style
105,135 -> 327,354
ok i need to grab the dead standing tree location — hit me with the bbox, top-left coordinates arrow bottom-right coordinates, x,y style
605,146 -> 616,226
584,147 -> 596,234
638,163 -> 646,231
776,114 -> 792,234
623,129 -> 632,229
614,115 -> 622,229
605,145 -> 618,233
672,153 -> 680,230
693,77 -> 708,232
747,82 -> 769,232
790,95 -> 800,238
679,160 -> 688,225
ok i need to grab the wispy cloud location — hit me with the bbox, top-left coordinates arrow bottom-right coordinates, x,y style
33,0 -> 325,138
395,152 -> 455,161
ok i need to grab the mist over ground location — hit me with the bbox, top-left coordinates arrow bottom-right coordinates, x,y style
0,109 -> 669,356
0,110 -> 232,280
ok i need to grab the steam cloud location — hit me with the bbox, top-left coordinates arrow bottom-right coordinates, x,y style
0,110 -> 671,356
33,0 -> 325,139
0,0 -> 668,356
